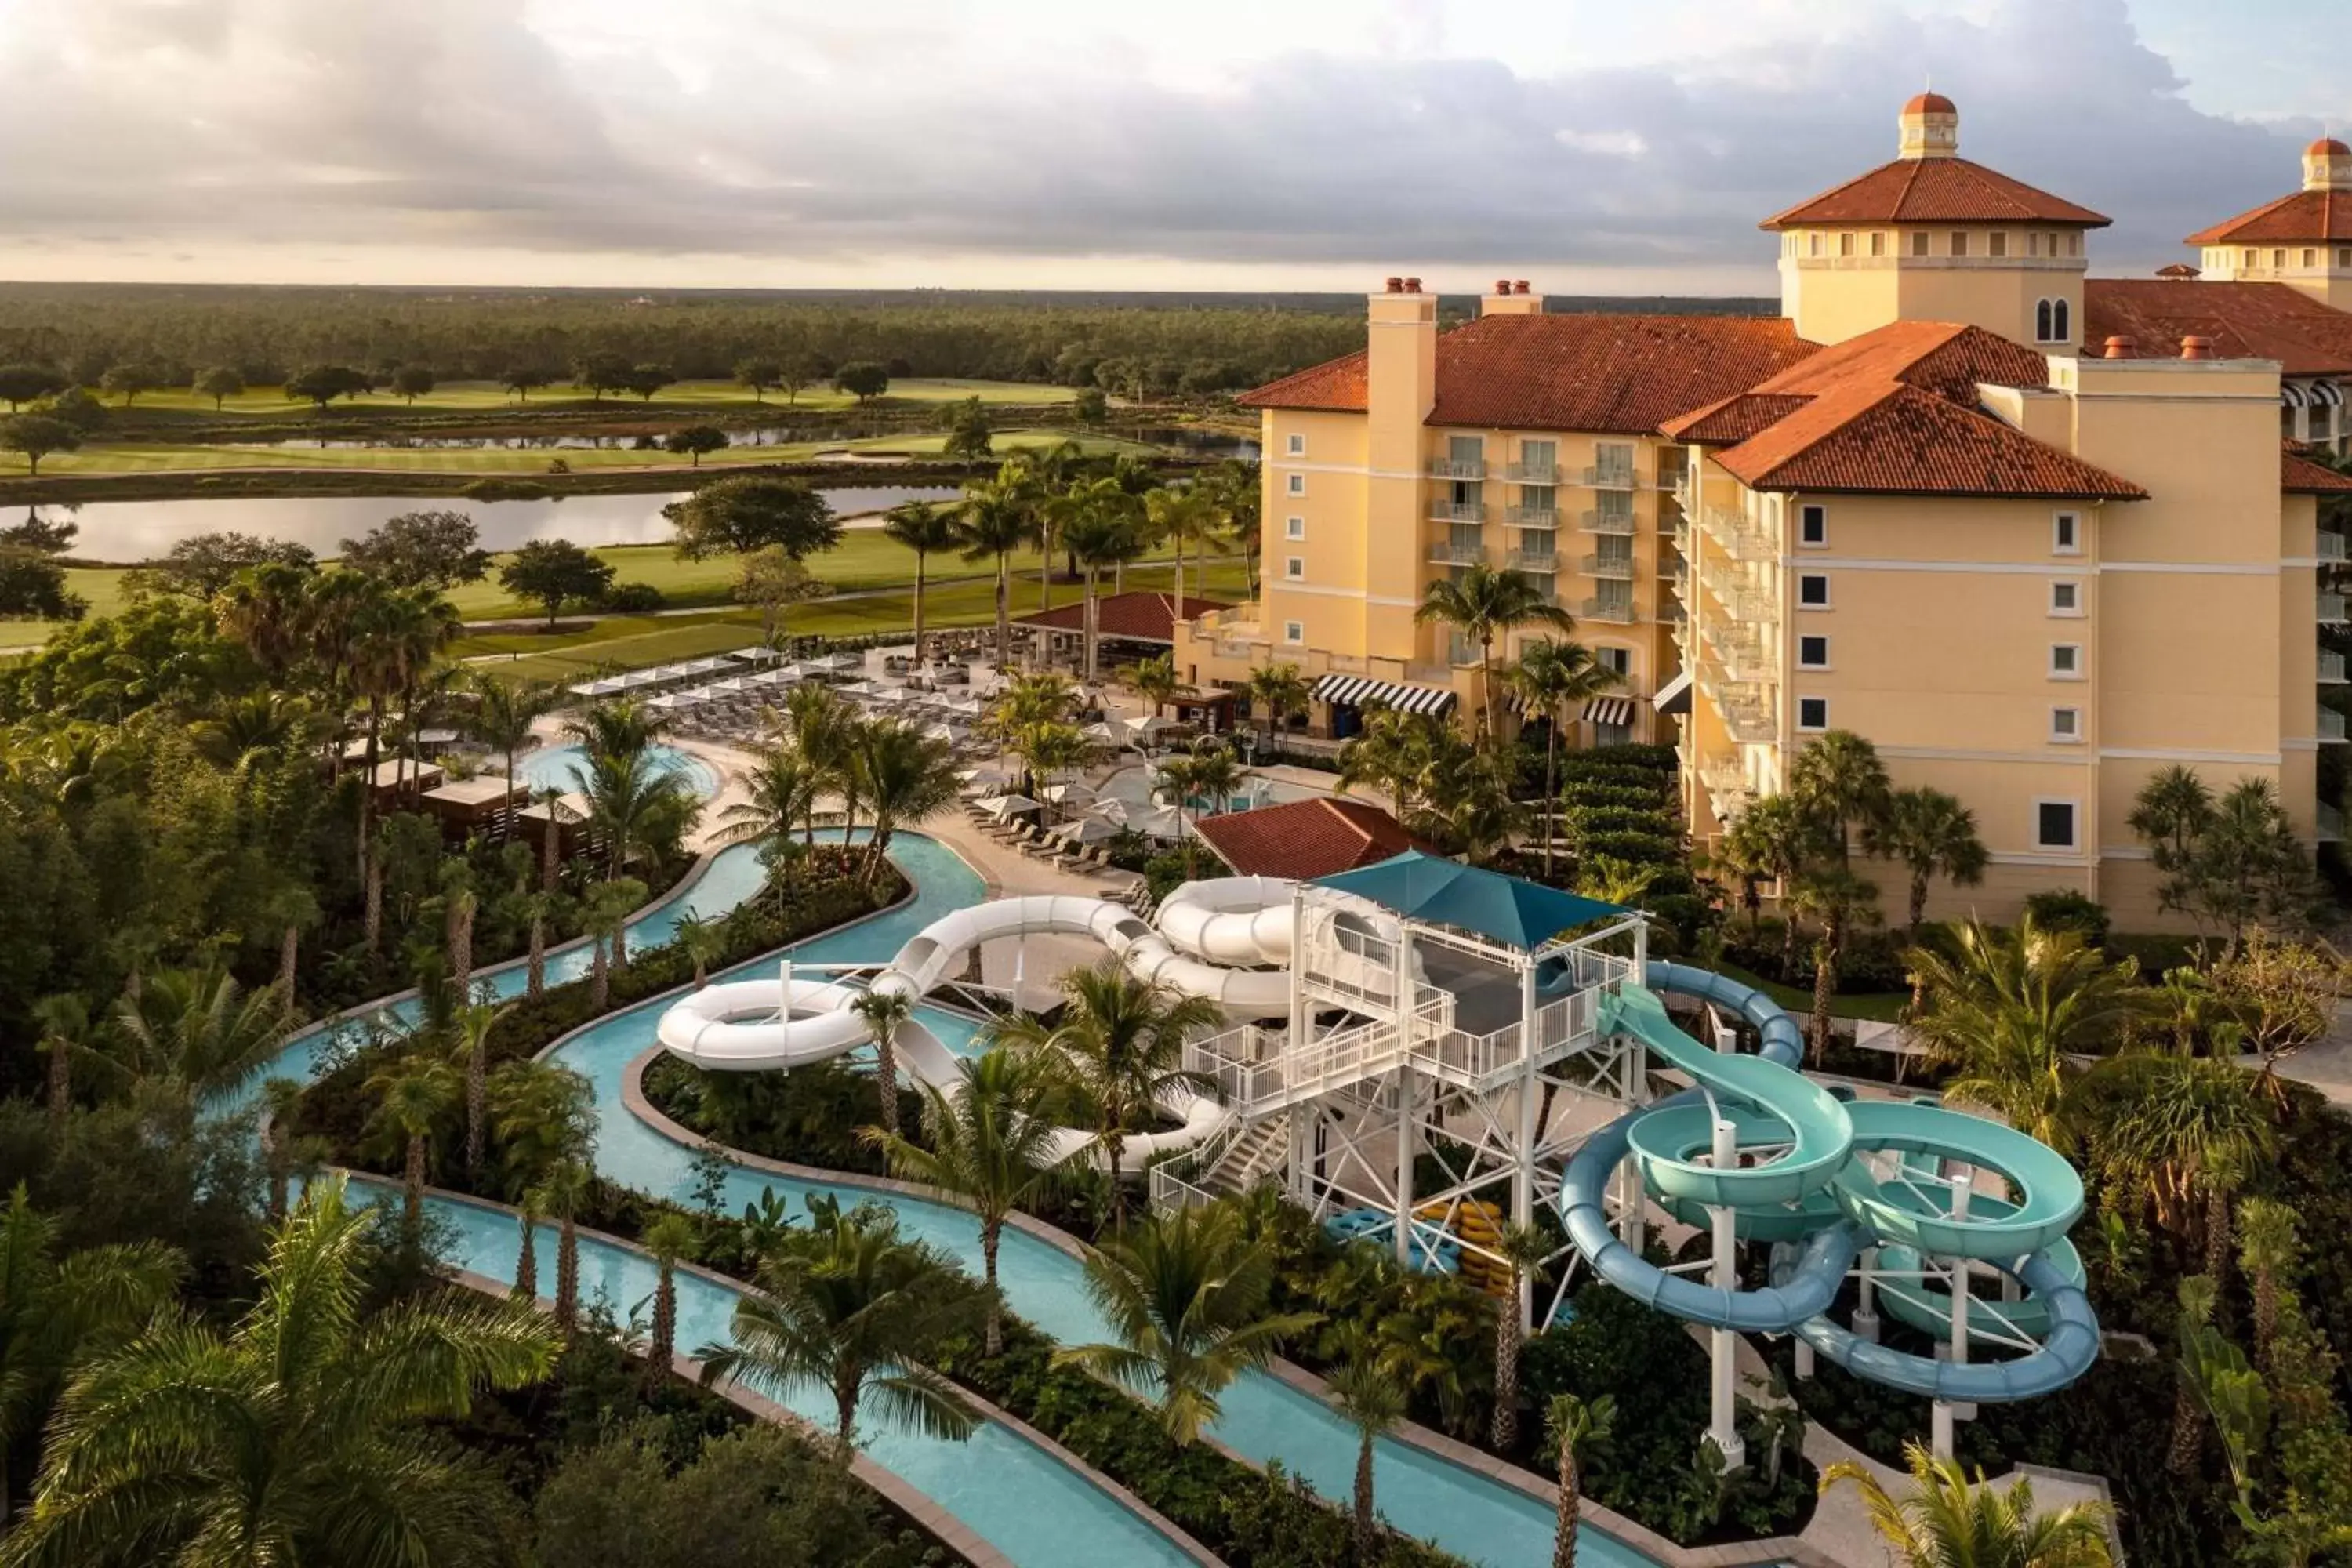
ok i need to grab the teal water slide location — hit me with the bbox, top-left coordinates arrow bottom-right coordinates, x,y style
1557,962 -> 2100,1403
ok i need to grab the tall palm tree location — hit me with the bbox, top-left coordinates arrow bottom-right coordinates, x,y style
575,745 -> 699,884
1239,661 -> 1308,754
4,1178 -> 557,1568
699,1194 -> 982,1461
1490,1221 -> 1553,1453
671,910 -> 726,989
1867,786 -> 1990,936
957,465 -> 1036,668
1906,916 -> 2147,1151
1062,495 -> 1140,681
856,719 -> 960,876
1054,1203 -> 1320,1446
28,992 -> 90,1138
1545,1392 -> 1617,1568
862,1046 -> 1072,1357
512,1191 -> 541,1304
990,960 -> 1221,1229
366,1051 -> 459,1240
779,683 -> 866,842
490,1058 -> 596,1200
454,1000 -> 511,1178
1123,652 -> 1182,721
2086,1051 -> 2273,1279
718,742 -> 823,896
1504,639 -> 1620,878
564,696 -> 667,761
849,986 -> 914,1139
1335,706 -> 1448,825
1721,793 -> 1828,961
1820,1440 -> 2114,1567
1325,1333 -> 1409,1563
530,1158 -> 594,1341
1788,866 -> 1880,1065
441,861 -> 477,1005
0,1186 -> 181,1515
259,1076 -> 328,1221
106,964 -> 289,1108
882,499 -> 963,663
2236,1196 -> 2297,1368
1145,484 -> 1220,617
1788,728 -> 1892,866
469,673 -> 563,833
583,877 -> 648,1009
641,1211 -> 699,1392
1414,564 -> 1574,747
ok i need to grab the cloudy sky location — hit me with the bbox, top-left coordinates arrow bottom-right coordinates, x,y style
0,0 -> 2343,294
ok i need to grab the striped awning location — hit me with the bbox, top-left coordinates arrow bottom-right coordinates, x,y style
1313,673 -> 1457,717
1651,669 -> 1693,717
2285,379 -> 2345,408
1581,696 -> 1635,727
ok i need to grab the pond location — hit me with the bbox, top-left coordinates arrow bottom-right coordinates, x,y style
20,485 -> 960,562
239,425 -> 876,451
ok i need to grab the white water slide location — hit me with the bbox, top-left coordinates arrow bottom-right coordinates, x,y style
655,877 -> 1333,1163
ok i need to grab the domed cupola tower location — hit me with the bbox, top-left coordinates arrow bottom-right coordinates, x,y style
1760,95 -> 2110,349
2187,138 -> 2352,311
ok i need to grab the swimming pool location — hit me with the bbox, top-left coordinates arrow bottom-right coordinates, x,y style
1100,764 -> 1327,816
518,742 -> 722,801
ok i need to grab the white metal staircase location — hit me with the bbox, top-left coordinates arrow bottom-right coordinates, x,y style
1202,1113 -> 1292,1196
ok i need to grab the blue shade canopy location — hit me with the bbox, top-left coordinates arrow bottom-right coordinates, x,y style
1310,850 -> 1626,949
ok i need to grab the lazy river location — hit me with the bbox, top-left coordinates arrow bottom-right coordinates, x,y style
248,833 -> 1664,1568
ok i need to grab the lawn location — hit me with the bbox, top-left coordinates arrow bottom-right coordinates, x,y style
85,376 -> 1078,420
0,424 -> 1150,481
1715,960 -> 1909,1023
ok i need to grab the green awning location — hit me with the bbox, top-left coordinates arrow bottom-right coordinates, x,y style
1310,850 -> 1626,950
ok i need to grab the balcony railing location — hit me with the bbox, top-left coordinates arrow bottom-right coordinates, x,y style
1505,550 -> 1559,573
2321,802 -> 2344,842
1428,458 -> 1486,480
1696,753 -> 1750,809
1581,596 -> 1639,624
1429,500 -> 1486,524
1661,601 -> 1687,625
2324,650 -> 2347,684
1506,506 -> 1559,528
2321,532 -> 2347,563
1663,555 -> 1688,583
1694,659 -> 1778,743
1699,561 -> 1777,623
1580,509 -> 1636,536
1581,464 -> 1639,490
1674,471 -> 1700,514
1695,504 -> 1775,562
1581,552 -> 1636,580
2322,708 -> 2347,742
2322,592 -> 2349,626
1428,539 -> 1488,567
1506,461 -> 1559,484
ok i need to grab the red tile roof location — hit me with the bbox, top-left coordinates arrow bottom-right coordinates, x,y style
1661,392 -> 1813,446
1760,157 -> 2110,230
2082,279 -> 2352,376
1013,591 -> 1231,644
2185,190 -> 2352,245
1191,797 -> 1425,880
2284,448 -> 2352,492
1240,312 -> 1819,434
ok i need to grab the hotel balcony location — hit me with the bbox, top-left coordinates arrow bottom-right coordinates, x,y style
1430,500 -> 1486,524
2322,592 -> 2349,626
1662,555 -> 1688,583
1696,752 -> 1750,811
2322,707 -> 2348,742
1581,552 -> 1636,580
1695,659 -> 1778,743
2323,650 -> 2347,684
1581,595 -> 1639,624
1661,599 -> 1687,625
1698,561 -> 1777,623
1428,458 -> 1486,480
1428,539 -> 1489,567
1579,509 -> 1637,536
1506,505 -> 1559,528
1673,471 -> 1700,514
1581,464 -> 1639,490
1697,617 -> 1773,684
2321,531 -> 2347,563
2320,802 -> 2344,842
1694,505 -> 1776,563
1505,549 -> 1560,573
1506,461 -> 1559,484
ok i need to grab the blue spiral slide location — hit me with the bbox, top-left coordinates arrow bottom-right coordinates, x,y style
1557,963 -> 2100,1403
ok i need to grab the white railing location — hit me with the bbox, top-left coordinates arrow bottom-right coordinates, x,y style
1581,551 -> 1636,580
1581,463 -> 1639,490
2321,532 -> 2347,563
1149,1164 -> 1221,1215
1696,505 -> 1776,562
1430,501 -> 1486,524
2323,650 -> 2346,684
1506,462 -> 1559,484
2321,592 -> 2347,626
1581,595 -> 1638,624
1507,550 -> 1561,573
2321,708 -> 2347,742
1429,458 -> 1486,480
1579,508 -> 1636,535
1507,506 -> 1560,528
1429,539 -> 1488,566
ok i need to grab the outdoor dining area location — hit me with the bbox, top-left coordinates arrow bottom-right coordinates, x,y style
647,648 -> 1010,747
957,765 -> 1185,878
564,646 -> 785,702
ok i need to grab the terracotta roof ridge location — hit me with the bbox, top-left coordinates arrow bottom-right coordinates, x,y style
1758,159 -> 1899,229
2186,189 -> 2307,245
1739,382 -> 1913,483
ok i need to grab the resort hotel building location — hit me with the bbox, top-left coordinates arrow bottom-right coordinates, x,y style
1172,95 -> 2352,927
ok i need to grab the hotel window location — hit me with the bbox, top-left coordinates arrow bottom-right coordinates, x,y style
1869,231 -> 1886,257
1797,697 -> 1829,732
2050,644 -> 2082,678
1798,634 -> 1830,669
1989,231 -> 2008,258
2067,234 -> 2081,256
2034,299 -> 2071,343
1951,231 -> 1969,257
1285,515 -> 1305,540
2027,232 -> 2042,257
2050,580 -> 2083,615
2035,800 -> 2079,851
1283,621 -> 1304,644
2274,249 -> 2288,269
2049,233 -> 2062,256
2051,707 -> 2082,742
1286,473 -> 1305,496
1519,438 -> 1558,481
1809,232 -> 1823,257
1798,503 -> 1828,547
1839,232 -> 1854,257
2339,248 -> 2351,268
1911,231 -> 1931,257
2245,249 -> 2259,270
1286,433 -> 1305,456
1798,573 -> 1831,608
1284,557 -> 1305,581
1597,647 -> 1632,679
2307,249 -> 2321,268
2053,510 -> 2080,554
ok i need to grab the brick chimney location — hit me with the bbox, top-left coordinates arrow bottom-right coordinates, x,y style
1480,277 -> 1545,318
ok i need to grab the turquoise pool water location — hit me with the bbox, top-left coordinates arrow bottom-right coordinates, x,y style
518,742 -> 721,801
257,833 -> 1664,1567
1101,763 -> 1324,817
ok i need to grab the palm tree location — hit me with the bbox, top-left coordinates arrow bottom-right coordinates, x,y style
575,745 -> 699,884
259,1076 -> 314,1220
1335,706 -> 1448,824
2236,1196 -> 2296,1367
882,500 -> 962,663
1788,728 -> 1892,866
521,887 -> 557,1000
1545,1392 -> 1617,1568
366,1051 -> 459,1240
2087,1051 -> 2273,1279
958,465 -> 1036,669
862,1046 -> 1072,1357
857,719 -> 960,876
1906,916 -> 2147,1151
1820,1440 -> 2114,1567
5,1178 -> 557,1568
1490,1221 -> 1553,1453
990,960 -> 1221,1229
1722,793 -> 1829,964
1054,1203 -> 1320,1446
1145,484 -> 1220,616
470,673 -> 562,833
1060,485 -> 1142,681
106,964 -> 289,1108
1788,866 -> 1880,1064
0,1185 -> 181,1515
513,1191 -> 541,1304
442,862 -> 477,1006
28,992 -> 90,1138
718,742 -> 823,896
780,683 -> 866,842
1867,786 -> 1990,936
564,696 -> 667,761
1123,652 -> 1182,722
1504,640 -> 1621,877
491,1057 -> 596,1201
699,1194 -> 982,1461
454,1000 -> 511,1178
850,985 -> 914,1139
2128,764 -> 2215,870
583,877 -> 647,1009
671,910 -> 726,988
530,1158 -> 594,1341
1325,1333 -> 1409,1563
641,1211 -> 699,1391
1414,564 -> 1575,747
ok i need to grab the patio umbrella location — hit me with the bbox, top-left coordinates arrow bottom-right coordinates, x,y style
981,793 -> 1042,820
926,724 -> 967,744
1087,797 -> 1132,826
1131,715 -> 1177,737
706,677 -> 749,695
1084,720 -> 1131,746
1130,805 -> 1184,839
825,652 -> 866,672
945,695 -> 987,717
1040,782 -> 1094,805
956,765 -> 1007,785
1053,816 -> 1120,846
